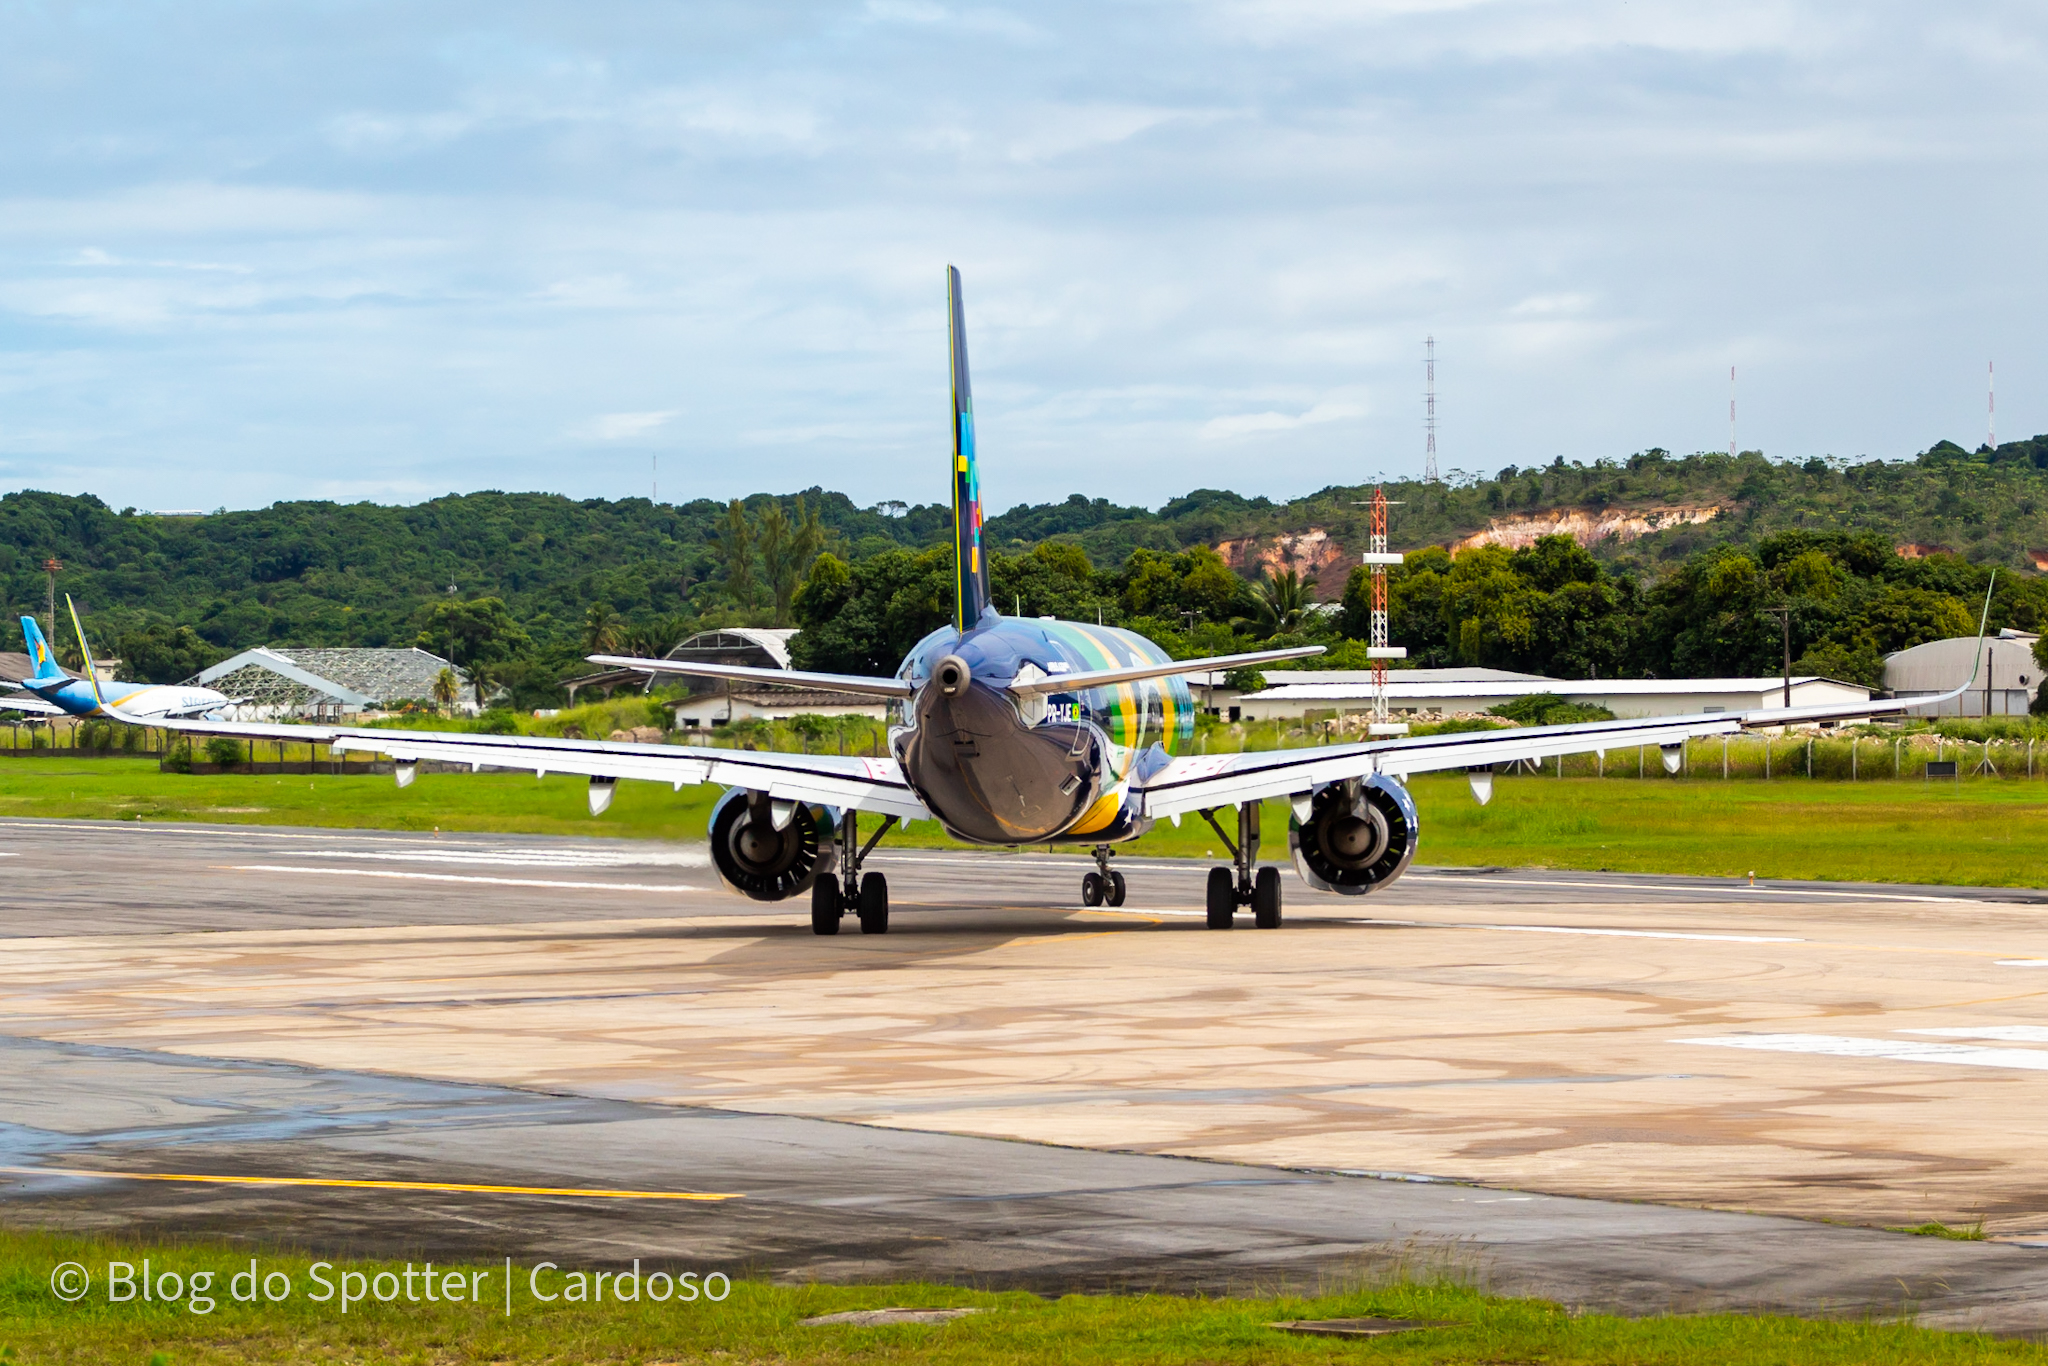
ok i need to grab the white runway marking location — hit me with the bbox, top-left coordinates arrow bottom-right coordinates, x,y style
231,865 -> 704,894
1996,959 -> 2048,968
1905,1026 -> 2048,1043
1357,918 -> 1801,944
1402,874 -> 1985,905
1679,1033 -> 2048,1071
282,848 -> 709,869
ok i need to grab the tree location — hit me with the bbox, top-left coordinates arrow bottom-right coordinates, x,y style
1236,568 -> 1318,637
467,660 -> 497,709
413,597 -> 531,674
582,601 -> 622,654
791,545 -> 953,675
715,499 -> 758,609
759,495 -> 828,626
116,622 -> 225,684
431,667 -> 459,711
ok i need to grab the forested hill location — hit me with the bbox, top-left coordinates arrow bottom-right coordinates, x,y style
4,434 -> 2047,699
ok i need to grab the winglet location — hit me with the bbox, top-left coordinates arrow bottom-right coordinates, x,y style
63,595 -> 106,710
1961,571 -> 1997,692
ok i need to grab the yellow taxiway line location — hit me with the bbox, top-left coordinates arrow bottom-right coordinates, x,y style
0,1165 -> 742,1201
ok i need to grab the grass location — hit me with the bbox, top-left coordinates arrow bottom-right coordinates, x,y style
1,1228 -> 2041,1365
1891,1222 -> 1990,1241
3,755 -> 2047,890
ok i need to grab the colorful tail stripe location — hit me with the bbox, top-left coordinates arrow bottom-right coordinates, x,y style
948,265 -> 990,631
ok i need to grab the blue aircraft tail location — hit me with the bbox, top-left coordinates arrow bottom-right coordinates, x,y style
19,617 -> 64,683
948,265 -> 992,631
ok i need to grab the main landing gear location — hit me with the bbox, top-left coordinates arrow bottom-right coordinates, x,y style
811,810 -> 898,936
1199,803 -> 1281,930
1080,845 -> 1126,907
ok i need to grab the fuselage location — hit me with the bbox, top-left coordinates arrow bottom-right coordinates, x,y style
889,614 -> 1195,846
11,677 -> 230,720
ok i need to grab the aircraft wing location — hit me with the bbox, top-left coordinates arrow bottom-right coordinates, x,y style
1139,677 -> 1974,818
0,695 -> 64,716
1139,711 -> 1739,817
101,708 -> 931,822
1144,579 -> 2000,818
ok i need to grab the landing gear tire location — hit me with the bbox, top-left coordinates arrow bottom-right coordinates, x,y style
811,877 -> 842,936
1105,870 -> 1126,907
858,871 -> 890,934
1252,866 -> 1282,929
1205,867 -> 1235,929
1081,871 -> 1104,907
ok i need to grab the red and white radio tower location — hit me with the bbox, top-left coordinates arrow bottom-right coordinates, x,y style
1362,488 -> 1408,734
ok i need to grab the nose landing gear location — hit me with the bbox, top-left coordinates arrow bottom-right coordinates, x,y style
1199,802 -> 1282,929
1080,846 -> 1126,907
811,809 -> 897,935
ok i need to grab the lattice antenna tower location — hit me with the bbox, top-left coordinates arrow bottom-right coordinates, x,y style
1361,488 -> 1408,735
1424,336 -> 1439,484
1989,360 -> 1997,450
1729,366 -> 1737,459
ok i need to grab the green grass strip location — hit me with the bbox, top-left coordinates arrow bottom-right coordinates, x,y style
0,1227 -> 2040,1365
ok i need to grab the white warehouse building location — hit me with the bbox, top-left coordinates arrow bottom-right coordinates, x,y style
1235,667 -> 1869,722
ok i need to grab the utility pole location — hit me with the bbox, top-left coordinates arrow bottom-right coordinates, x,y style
1763,605 -> 1792,709
42,558 -> 61,631
1989,360 -> 1997,451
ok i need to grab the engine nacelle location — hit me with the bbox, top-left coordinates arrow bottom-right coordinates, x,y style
707,788 -> 838,902
1288,775 -> 1418,895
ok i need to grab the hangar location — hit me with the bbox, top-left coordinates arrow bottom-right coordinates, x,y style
565,628 -> 888,728
189,646 -> 473,720
1885,629 -> 2040,717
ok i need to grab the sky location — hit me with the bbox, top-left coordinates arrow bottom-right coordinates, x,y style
0,1 -> 2043,517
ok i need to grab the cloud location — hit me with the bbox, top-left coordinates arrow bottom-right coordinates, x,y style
576,411 -> 679,441
1199,400 -> 1368,442
0,3 -> 2043,511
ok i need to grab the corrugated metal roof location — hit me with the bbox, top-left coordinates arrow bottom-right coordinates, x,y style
191,646 -> 463,707
1885,636 -> 2040,694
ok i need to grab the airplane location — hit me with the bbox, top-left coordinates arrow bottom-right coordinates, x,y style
3,610 -> 234,722
93,266 -> 1998,936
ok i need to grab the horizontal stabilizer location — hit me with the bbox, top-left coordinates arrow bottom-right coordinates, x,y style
1007,645 -> 1325,697
585,654 -> 915,699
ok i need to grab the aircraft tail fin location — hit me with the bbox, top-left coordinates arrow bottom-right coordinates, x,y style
948,265 -> 992,631
19,616 -> 64,682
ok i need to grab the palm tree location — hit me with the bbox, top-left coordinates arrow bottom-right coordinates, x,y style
582,602 -> 622,654
468,661 -> 497,710
431,667 -> 459,713
1236,568 -> 1319,637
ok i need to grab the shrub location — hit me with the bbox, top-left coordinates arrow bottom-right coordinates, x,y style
203,736 -> 243,769
474,709 -> 520,735
1488,694 -> 1618,727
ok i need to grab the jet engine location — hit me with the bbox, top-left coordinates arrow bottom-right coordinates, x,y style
1288,775 -> 1418,895
707,788 -> 837,901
